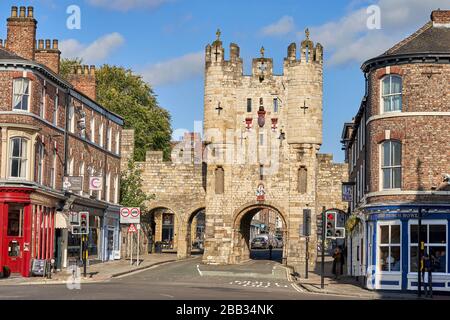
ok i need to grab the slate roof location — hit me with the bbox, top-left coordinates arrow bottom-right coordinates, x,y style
382,22 -> 450,56
0,47 -> 25,60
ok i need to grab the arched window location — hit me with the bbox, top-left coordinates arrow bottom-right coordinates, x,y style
9,137 -> 28,178
381,141 -> 402,189
298,167 -> 307,194
215,167 -> 224,194
382,75 -> 402,112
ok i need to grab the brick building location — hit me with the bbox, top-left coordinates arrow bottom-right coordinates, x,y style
0,6 -> 124,277
342,10 -> 450,291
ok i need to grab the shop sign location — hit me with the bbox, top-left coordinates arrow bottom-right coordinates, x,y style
370,212 -> 419,221
120,207 -> 140,224
342,182 -> 354,202
89,177 -> 103,191
63,176 -> 83,191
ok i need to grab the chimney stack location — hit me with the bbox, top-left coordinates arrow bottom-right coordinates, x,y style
67,65 -> 97,101
6,6 -> 37,60
35,38 -> 61,74
431,9 -> 450,26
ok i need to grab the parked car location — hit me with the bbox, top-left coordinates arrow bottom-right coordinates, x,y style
251,236 -> 269,249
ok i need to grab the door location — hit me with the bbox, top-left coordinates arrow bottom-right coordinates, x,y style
107,229 -> 114,261
54,229 -> 63,270
4,204 -> 25,273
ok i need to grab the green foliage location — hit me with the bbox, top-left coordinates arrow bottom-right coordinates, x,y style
60,57 -> 83,80
60,59 -> 172,161
120,159 -> 154,210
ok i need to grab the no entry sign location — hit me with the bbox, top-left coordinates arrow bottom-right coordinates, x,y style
120,207 -> 140,224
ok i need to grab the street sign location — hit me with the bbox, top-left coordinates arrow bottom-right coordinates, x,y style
89,176 -> 103,191
342,183 -> 354,202
128,224 -> 137,233
120,207 -> 140,224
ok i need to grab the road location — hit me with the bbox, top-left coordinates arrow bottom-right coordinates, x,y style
0,250 -> 357,300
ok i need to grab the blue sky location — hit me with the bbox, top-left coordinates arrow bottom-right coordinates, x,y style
1,0 -> 447,162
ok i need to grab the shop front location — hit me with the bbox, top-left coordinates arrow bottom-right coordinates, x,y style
365,205 -> 450,292
102,206 -> 121,262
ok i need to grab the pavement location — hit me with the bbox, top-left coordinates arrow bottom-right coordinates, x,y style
295,256 -> 449,300
0,253 -> 187,286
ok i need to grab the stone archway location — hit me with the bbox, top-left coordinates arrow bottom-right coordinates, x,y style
177,207 -> 205,259
230,202 -> 288,265
147,205 -> 180,253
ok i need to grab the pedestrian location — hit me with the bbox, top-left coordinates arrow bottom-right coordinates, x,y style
422,253 -> 433,298
332,247 -> 343,280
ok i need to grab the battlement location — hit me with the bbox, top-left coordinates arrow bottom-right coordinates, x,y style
205,28 -> 323,74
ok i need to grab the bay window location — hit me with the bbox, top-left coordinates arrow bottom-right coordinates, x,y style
382,75 -> 402,112
9,137 -> 28,179
12,78 -> 30,111
381,140 -> 402,189
378,222 -> 401,272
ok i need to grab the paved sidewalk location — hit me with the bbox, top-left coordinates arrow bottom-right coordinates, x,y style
295,258 -> 446,300
0,253 -> 191,286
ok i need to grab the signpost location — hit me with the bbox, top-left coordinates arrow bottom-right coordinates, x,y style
121,208 -> 141,266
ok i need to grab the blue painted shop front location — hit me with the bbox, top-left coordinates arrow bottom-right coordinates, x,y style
101,210 -> 121,262
364,205 -> 450,292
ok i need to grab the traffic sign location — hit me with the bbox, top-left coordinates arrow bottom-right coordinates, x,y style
89,176 -> 103,191
128,224 -> 137,233
120,207 -> 140,224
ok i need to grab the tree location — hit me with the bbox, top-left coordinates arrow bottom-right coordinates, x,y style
120,159 -> 154,210
60,59 -> 172,161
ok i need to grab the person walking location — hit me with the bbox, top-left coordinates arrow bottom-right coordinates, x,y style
332,247 -> 343,280
422,253 -> 433,298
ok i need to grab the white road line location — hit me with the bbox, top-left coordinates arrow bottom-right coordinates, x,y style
196,264 -> 203,277
160,293 -> 175,299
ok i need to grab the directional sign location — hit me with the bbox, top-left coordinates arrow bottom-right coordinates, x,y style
120,207 -> 140,224
128,224 -> 137,233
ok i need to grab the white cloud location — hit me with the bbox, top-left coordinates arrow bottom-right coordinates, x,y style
261,16 -> 295,36
60,33 -> 125,64
86,0 -> 172,11
307,0 -> 450,66
140,52 -> 204,86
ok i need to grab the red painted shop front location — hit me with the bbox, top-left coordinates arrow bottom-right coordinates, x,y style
0,187 -> 56,277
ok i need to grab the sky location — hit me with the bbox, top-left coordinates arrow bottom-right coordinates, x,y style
0,0 -> 448,162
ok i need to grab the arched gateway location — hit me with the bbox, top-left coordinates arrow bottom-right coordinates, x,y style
120,31 -> 349,274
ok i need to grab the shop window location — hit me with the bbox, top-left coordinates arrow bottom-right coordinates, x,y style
9,137 -> 28,179
215,167 -> 224,194
381,140 -> 402,190
13,78 -> 30,111
378,223 -> 401,272
409,223 -> 447,273
7,204 -> 24,237
382,75 -> 402,113
162,213 -> 175,249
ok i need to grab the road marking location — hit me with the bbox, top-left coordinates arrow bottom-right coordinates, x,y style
160,293 -> 175,299
196,264 -> 203,277
291,283 -> 304,292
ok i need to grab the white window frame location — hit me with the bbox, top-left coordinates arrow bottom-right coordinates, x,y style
99,122 -> 104,147
40,83 -> 46,119
50,148 -> 56,188
380,140 -> 402,190
8,137 -> 28,179
377,220 -> 402,274
36,141 -> 44,185
53,91 -> 59,126
90,117 -> 96,144
79,161 -> 85,195
69,103 -> 75,133
114,175 -> 119,203
408,219 -> 448,274
105,172 -> 111,202
115,132 -> 120,155
107,127 -> 112,152
12,78 -> 31,112
381,75 -> 402,114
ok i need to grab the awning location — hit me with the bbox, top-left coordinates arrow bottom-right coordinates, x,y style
55,212 -> 69,229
